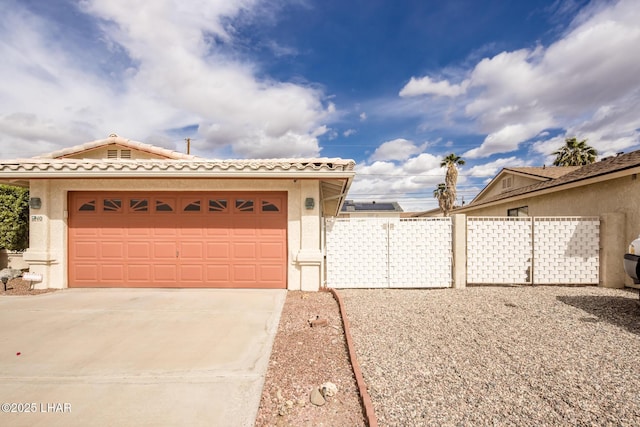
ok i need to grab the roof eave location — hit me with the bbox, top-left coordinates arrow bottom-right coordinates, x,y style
457,165 -> 640,213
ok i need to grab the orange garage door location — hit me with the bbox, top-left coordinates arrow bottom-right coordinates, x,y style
68,191 -> 287,288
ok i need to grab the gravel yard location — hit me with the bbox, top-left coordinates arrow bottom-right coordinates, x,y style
341,286 -> 640,426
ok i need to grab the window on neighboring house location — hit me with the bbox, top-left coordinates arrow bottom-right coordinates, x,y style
120,149 -> 132,159
507,206 -> 528,217
107,149 -> 118,159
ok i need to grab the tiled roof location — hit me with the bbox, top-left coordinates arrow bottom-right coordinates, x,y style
465,150 -> 640,208
0,158 -> 355,175
505,166 -> 580,179
36,134 -> 199,160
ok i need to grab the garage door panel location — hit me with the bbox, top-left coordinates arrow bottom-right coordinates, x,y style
100,265 -> 124,282
127,265 -> 151,281
153,242 -> 178,259
259,242 -> 285,259
153,265 -> 177,281
126,227 -> 152,237
69,191 -> 286,288
73,242 -> 98,258
180,265 -> 204,282
100,242 -> 124,259
233,265 -> 257,282
207,242 -> 230,259
99,228 -> 126,237
260,265 -> 284,282
180,242 -> 204,259
74,265 -> 98,282
207,265 -> 230,282
233,242 -> 257,259
127,242 -> 151,259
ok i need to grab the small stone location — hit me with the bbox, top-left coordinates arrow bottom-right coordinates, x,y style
321,382 -> 338,398
310,318 -> 328,327
285,400 -> 294,408
276,388 -> 283,401
297,399 -> 306,407
310,388 -> 326,406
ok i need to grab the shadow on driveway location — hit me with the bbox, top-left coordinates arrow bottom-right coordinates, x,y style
557,291 -> 640,336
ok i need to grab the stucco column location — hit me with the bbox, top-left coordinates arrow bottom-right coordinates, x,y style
600,212 -> 626,288
451,214 -> 466,289
22,180 -> 56,289
295,181 -> 322,291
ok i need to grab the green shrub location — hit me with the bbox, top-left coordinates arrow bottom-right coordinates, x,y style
0,185 -> 29,251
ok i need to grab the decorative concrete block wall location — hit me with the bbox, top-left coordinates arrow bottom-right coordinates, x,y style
467,217 -> 533,284
533,217 -> 599,284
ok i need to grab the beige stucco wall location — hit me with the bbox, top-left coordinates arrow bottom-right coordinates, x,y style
24,177 -> 325,291
460,174 -> 640,287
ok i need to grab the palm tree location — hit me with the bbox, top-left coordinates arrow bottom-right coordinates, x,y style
433,183 -> 450,215
552,137 -> 597,166
440,153 -> 465,214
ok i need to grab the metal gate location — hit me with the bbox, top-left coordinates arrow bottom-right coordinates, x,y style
325,217 -> 452,288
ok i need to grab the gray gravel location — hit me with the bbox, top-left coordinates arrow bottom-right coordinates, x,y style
340,286 -> 640,427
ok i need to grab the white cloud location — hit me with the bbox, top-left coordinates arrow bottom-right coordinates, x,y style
369,138 -> 427,162
466,156 -> 530,178
343,129 -> 356,137
399,76 -> 469,98
359,112 -> 367,121
0,0 -> 332,159
402,0 -> 640,159
348,146 -> 456,212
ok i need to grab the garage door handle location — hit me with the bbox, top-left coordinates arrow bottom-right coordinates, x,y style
176,251 -> 179,258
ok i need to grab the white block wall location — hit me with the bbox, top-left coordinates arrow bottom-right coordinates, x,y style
389,218 -> 452,287
467,217 -> 533,284
325,218 -> 389,288
325,218 -> 452,288
533,217 -> 599,284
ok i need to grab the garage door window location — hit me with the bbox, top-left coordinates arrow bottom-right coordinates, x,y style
130,198 -> 148,212
79,200 -> 96,211
261,200 -> 280,212
155,200 -> 174,212
183,200 -> 201,212
103,198 -> 122,212
209,199 -> 227,212
235,199 -> 254,212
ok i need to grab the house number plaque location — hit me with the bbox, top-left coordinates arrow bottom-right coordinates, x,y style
31,215 -> 44,222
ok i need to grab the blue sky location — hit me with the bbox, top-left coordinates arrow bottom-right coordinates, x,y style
1,0 -> 639,210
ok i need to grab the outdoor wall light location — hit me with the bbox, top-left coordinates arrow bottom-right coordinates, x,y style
305,197 -> 315,210
29,197 -> 42,209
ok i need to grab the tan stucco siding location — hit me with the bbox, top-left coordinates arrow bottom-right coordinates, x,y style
25,178 -> 323,290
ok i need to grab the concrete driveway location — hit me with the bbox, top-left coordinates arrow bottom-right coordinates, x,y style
0,288 -> 286,427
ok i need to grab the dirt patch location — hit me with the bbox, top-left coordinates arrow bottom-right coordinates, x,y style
255,291 -> 366,427
0,277 -> 58,296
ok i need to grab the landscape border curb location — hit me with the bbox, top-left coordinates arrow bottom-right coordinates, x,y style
327,288 -> 378,427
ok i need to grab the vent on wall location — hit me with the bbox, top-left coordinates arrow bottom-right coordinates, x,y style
107,149 -> 132,159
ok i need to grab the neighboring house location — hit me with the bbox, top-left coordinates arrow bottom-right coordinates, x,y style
339,200 -> 404,218
455,149 -> 640,287
0,134 -> 355,291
